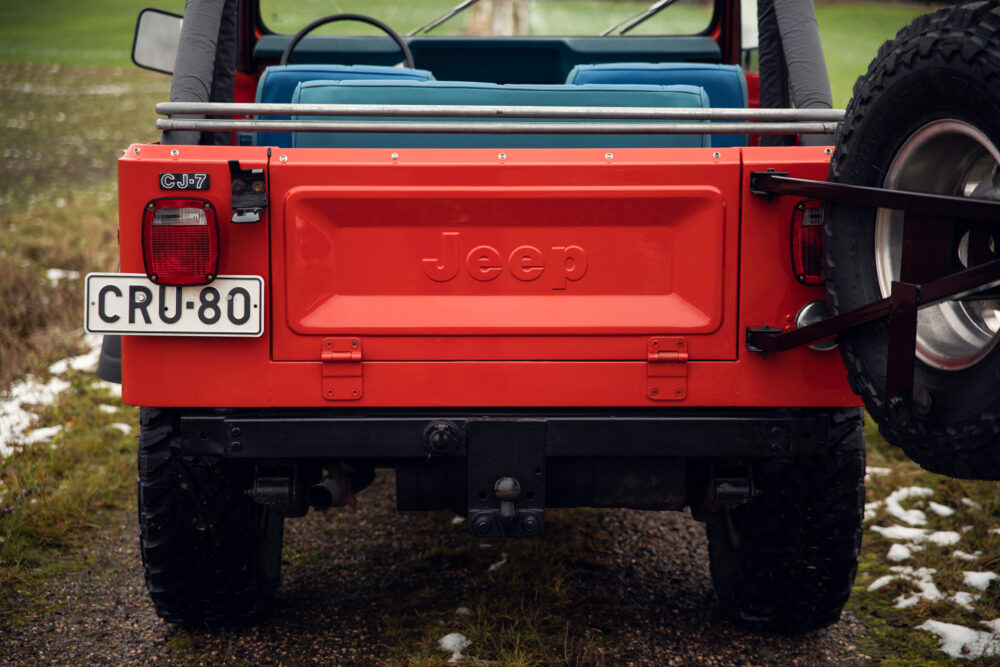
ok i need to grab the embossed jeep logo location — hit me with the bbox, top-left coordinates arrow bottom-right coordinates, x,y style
423,232 -> 588,289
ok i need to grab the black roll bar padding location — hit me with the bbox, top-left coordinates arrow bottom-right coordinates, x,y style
164,0 -> 238,146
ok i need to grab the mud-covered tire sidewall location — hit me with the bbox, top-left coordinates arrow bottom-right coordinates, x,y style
825,2 -> 1000,479
705,408 -> 866,633
138,407 -> 284,626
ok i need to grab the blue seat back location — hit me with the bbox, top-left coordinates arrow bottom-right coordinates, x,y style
290,80 -> 711,149
567,63 -> 748,147
255,65 -> 434,147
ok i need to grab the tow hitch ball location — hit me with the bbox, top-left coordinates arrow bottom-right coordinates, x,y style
470,476 -> 543,537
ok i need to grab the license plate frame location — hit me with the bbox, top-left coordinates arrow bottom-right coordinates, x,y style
85,273 -> 264,337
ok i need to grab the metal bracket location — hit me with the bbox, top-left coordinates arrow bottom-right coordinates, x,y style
228,160 -> 267,223
647,336 -> 688,401
748,168 -> 789,200
467,420 -> 545,538
321,337 -> 362,401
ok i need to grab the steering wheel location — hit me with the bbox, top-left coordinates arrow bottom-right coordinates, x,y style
279,13 -> 415,69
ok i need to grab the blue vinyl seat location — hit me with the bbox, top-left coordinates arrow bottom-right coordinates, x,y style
290,79 -> 711,149
566,63 -> 748,147
254,64 -> 434,147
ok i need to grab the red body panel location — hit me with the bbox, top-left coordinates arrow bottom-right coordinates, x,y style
118,144 -> 859,408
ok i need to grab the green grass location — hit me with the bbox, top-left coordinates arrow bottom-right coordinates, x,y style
849,419 -> 1000,663
0,0 -> 185,66
816,3 -> 938,108
0,373 -> 137,624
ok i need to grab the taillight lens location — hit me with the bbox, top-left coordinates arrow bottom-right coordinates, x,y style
791,200 -> 824,285
142,198 -> 219,286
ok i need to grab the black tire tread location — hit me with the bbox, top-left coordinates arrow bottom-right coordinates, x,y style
138,407 -> 282,626
706,408 -> 865,632
825,2 -> 1000,480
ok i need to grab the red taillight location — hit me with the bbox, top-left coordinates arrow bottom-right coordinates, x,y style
791,200 -> 824,285
142,198 -> 219,286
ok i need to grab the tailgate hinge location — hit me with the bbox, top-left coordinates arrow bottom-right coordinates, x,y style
321,337 -> 362,401
646,336 -> 688,401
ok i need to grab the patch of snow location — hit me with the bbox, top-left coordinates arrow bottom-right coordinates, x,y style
954,550 -> 983,562
887,544 -> 912,562
963,571 -> 998,592
865,466 -> 892,481
962,498 -> 984,510
109,423 -> 132,435
887,566 -> 943,609
917,619 -> 1000,660
868,574 -> 897,592
98,404 -> 119,414
487,552 -> 509,572
870,524 -> 928,541
927,531 -> 961,547
438,632 -> 471,664
870,524 -> 961,547
455,606 -> 471,616
884,486 -> 934,526
48,344 -> 100,375
45,268 -> 80,287
451,516 -> 464,525
1,374 -> 71,457
23,425 -> 62,444
950,592 -> 980,611
990,528 -> 1000,536
928,501 -> 955,517
864,501 -> 882,522
91,380 -> 122,399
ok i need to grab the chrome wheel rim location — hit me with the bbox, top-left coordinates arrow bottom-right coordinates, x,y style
875,120 -> 1000,371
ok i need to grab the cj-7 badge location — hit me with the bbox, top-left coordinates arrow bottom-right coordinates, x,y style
159,172 -> 210,190
423,232 -> 588,289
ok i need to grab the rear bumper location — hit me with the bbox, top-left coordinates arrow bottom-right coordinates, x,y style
179,407 -> 830,460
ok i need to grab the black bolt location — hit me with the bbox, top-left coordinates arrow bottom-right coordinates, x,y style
522,516 -> 539,533
424,421 -> 460,455
231,427 -> 242,437
471,515 -> 493,536
231,441 -> 242,452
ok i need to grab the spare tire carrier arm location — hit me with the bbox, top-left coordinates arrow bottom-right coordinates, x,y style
745,171 -> 1000,424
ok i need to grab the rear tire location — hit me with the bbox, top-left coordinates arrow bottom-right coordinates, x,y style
706,408 -> 865,632
138,407 -> 283,626
825,3 -> 1000,479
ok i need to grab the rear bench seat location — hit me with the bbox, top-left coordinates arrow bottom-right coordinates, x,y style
566,63 -> 748,147
254,64 -> 435,148
286,79 -> 711,149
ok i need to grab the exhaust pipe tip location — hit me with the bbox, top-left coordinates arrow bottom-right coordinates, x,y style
307,477 -> 351,510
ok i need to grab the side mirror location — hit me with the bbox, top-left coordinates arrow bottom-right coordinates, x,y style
132,8 -> 183,75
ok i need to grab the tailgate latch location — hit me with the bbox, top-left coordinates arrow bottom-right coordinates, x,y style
647,336 -> 688,401
321,337 -> 362,401
228,160 -> 267,223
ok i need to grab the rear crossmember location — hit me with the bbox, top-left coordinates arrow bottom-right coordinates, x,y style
180,408 -> 831,537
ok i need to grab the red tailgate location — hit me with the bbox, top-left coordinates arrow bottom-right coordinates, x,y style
269,147 -> 740,362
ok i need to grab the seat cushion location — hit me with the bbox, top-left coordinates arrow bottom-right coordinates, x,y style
290,80 -> 711,149
567,63 -> 748,147
255,65 -> 434,147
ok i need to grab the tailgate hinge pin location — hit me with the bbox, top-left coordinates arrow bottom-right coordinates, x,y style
320,337 -> 363,401
647,336 -> 688,401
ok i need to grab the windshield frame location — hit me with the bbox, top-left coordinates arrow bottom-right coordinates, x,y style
250,0 -> 725,42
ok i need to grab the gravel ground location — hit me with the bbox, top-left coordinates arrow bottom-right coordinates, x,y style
1,470 -> 865,665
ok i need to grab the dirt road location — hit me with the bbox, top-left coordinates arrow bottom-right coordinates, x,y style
1,471 -> 863,665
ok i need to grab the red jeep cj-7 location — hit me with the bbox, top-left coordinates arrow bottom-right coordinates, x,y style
85,0 -> 1000,631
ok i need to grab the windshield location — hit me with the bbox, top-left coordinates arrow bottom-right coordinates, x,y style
259,0 -> 714,37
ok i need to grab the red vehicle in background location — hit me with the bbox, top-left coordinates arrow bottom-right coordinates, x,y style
88,0 -> 1000,631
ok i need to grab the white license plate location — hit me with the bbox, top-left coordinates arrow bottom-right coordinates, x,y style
85,273 -> 264,337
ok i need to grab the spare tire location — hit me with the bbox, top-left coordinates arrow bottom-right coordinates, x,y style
825,2 -> 1000,479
